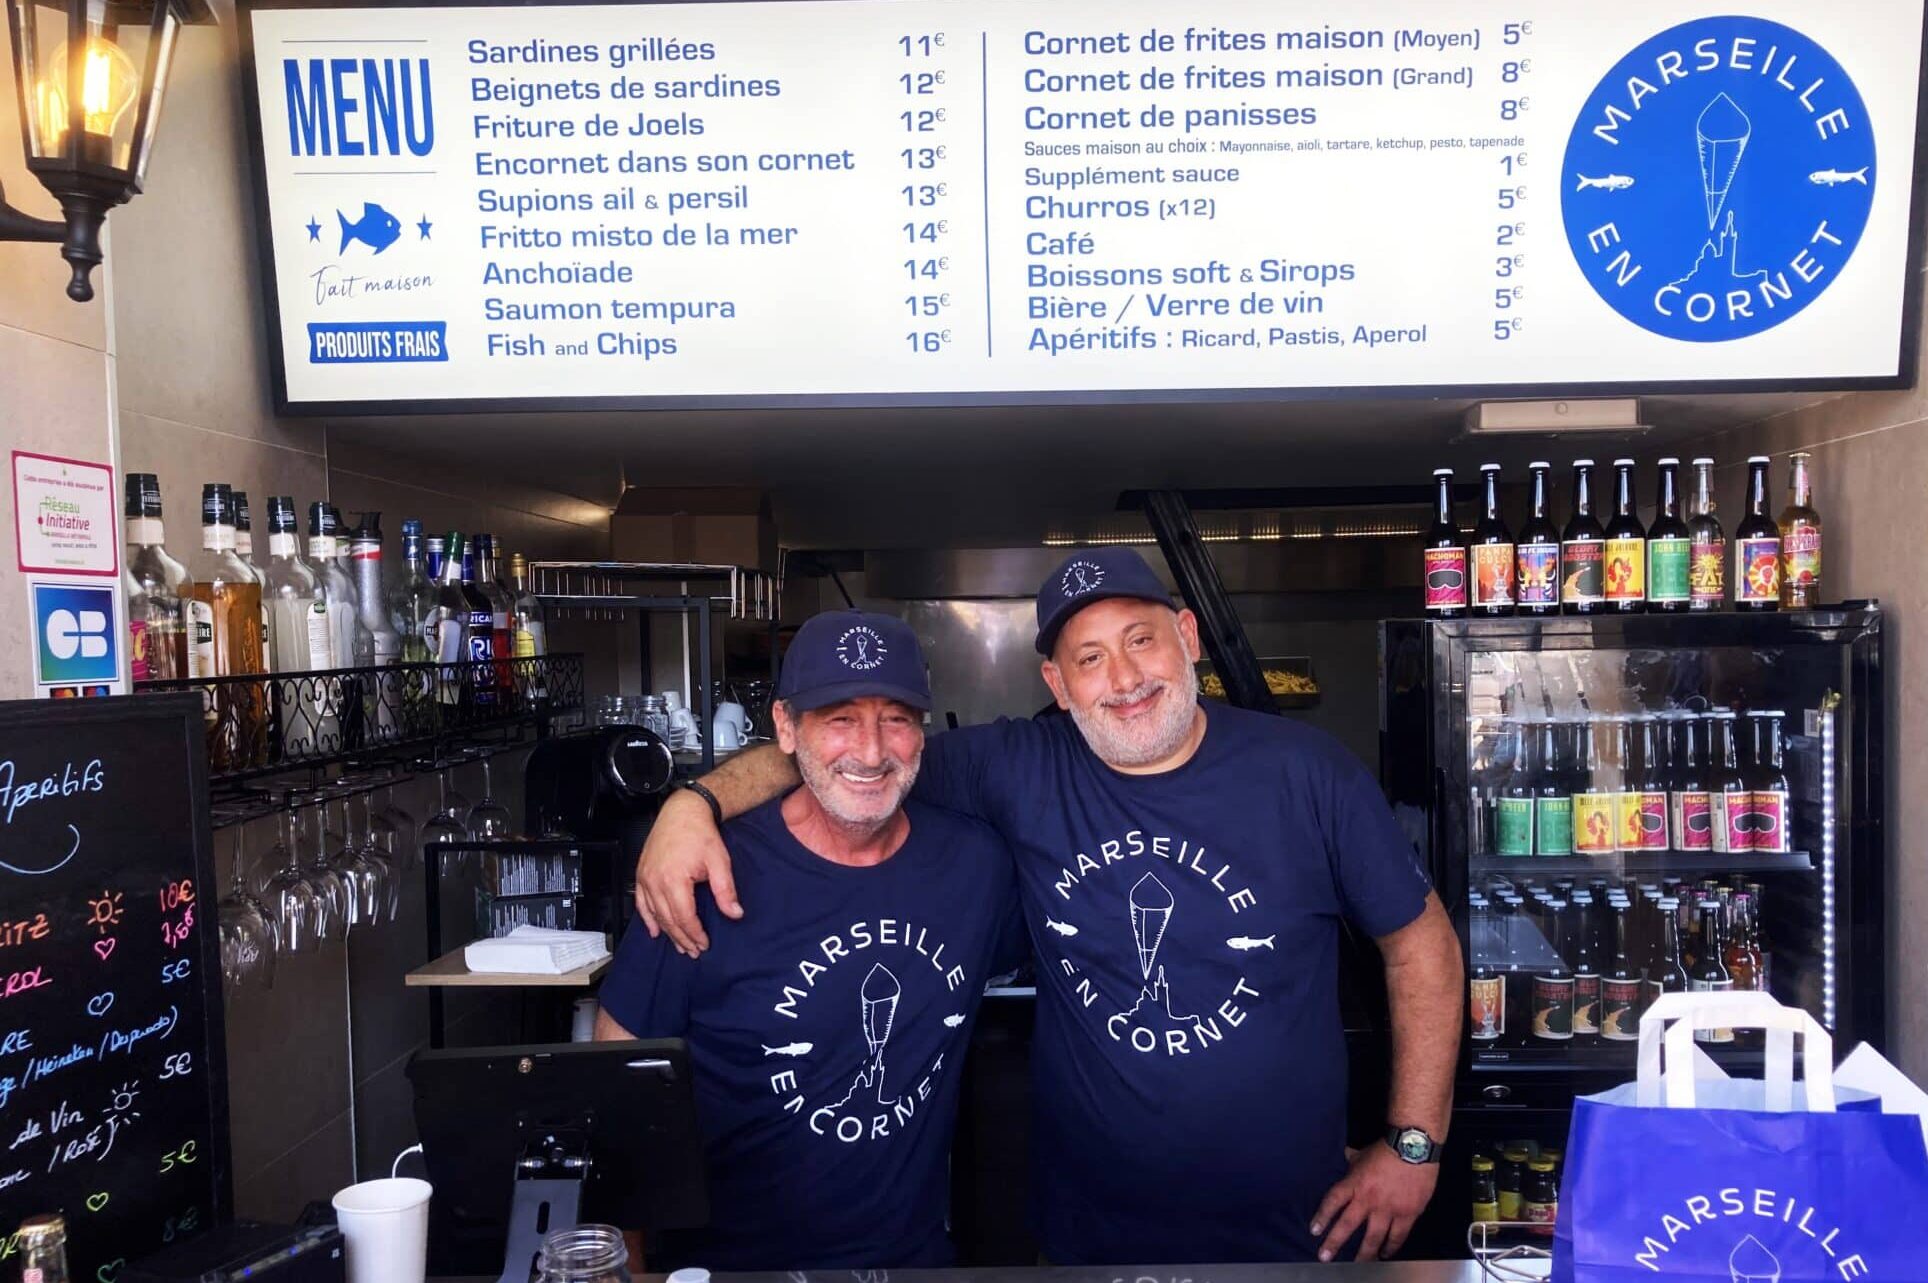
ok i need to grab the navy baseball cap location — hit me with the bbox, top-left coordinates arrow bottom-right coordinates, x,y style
1035,548 -> 1177,656
777,610 -> 932,713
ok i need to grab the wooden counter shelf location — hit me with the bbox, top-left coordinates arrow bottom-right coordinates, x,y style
405,945 -> 612,989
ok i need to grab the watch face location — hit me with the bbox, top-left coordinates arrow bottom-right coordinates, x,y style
1396,1131 -> 1431,1162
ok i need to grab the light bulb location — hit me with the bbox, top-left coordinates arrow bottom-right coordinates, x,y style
38,36 -> 140,160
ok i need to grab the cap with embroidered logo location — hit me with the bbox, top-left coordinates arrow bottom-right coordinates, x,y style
777,610 -> 931,713
1035,547 -> 1177,656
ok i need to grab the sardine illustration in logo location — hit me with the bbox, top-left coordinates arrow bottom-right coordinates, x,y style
1562,17 -> 1875,343
835,625 -> 887,672
337,201 -> 403,254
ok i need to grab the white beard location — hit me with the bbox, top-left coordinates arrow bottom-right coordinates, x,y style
1068,676 -> 1200,769
795,741 -> 921,833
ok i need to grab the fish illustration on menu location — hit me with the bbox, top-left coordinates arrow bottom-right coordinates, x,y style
337,201 -> 403,254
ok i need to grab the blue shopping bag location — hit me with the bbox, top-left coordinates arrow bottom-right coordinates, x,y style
1554,993 -> 1928,1283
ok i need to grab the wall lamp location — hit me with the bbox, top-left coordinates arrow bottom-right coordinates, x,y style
3,0 -> 210,302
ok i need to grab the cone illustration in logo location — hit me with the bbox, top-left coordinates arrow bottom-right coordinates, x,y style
1729,1235 -> 1780,1283
1697,93 -> 1751,228
1129,872 -> 1175,980
861,962 -> 901,1060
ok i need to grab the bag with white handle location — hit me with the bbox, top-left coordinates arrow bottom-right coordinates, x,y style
1552,992 -> 1928,1283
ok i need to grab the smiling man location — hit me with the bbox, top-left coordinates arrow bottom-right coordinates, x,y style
595,610 -> 1015,1269
634,549 -> 1462,1266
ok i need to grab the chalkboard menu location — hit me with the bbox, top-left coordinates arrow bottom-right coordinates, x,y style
0,695 -> 230,1275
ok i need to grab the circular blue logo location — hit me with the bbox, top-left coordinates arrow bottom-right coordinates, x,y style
1562,16 -> 1875,343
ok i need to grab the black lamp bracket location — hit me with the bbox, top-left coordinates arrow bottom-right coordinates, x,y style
0,177 -> 64,243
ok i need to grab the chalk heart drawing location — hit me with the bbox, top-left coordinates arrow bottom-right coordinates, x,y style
85,1192 -> 108,1212
93,938 -> 116,962
85,993 -> 113,1017
97,1260 -> 125,1283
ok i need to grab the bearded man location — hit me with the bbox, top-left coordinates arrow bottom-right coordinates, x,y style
595,610 -> 1016,1269
634,549 -> 1463,1266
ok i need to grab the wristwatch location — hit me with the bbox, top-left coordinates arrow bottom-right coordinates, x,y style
1386,1126 -> 1443,1164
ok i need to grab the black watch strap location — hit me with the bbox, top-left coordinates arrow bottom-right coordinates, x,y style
677,779 -> 725,828
1386,1126 -> 1443,1164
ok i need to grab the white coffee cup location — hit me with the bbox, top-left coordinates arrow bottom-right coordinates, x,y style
660,689 -> 685,713
713,719 -> 744,750
671,706 -> 700,746
332,1177 -> 432,1283
715,701 -> 749,735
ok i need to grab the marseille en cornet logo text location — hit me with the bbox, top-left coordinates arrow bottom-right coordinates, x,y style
1562,17 -> 1876,343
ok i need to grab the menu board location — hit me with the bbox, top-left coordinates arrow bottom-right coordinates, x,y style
241,0 -> 1927,411
0,696 -> 228,1273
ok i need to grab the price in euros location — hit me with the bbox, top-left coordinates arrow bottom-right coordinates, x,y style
1497,186 -> 1527,210
1500,96 -> 1530,121
1499,152 -> 1528,176
899,33 -> 946,56
900,108 -> 946,132
1496,222 -> 1526,246
1495,254 -> 1526,278
903,220 -> 949,243
901,146 -> 948,170
899,70 -> 946,94
1501,59 -> 1531,83
905,293 -> 952,316
905,329 -> 953,353
901,183 -> 948,207
158,1140 -> 198,1174
1494,286 -> 1525,309
1502,20 -> 1533,44
904,256 -> 951,280
1493,318 -> 1525,340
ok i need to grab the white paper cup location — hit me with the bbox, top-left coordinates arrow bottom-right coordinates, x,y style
332,1177 -> 432,1283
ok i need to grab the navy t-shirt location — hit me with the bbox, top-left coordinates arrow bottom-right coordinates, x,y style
597,795 -> 1017,1270
914,704 -> 1432,1265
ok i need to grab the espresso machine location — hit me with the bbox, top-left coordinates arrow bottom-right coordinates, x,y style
521,724 -> 676,933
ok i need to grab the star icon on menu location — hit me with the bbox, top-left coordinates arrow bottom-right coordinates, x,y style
305,216 -> 321,243
416,215 -> 432,240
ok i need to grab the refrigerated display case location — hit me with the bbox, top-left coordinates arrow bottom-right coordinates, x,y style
1379,609 -> 1883,1256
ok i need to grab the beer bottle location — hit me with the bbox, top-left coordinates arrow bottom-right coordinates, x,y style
1688,457 -> 1726,611
1646,897 -> 1690,1005
1725,892 -> 1765,993
1734,457 -> 1782,611
1500,895 -> 1532,1046
1689,902 -> 1736,1043
1710,711 -> 1750,855
1423,468 -> 1468,618
1535,719 -> 1574,857
1471,1155 -> 1500,1226
1748,711 -> 1792,855
1496,719 -> 1536,857
1517,462 -> 1561,616
1562,459 -> 1607,614
1604,458 -> 1647,612
1573,717 -> 1617,856
1668,714 -> 1714,852
1647,458 -> 1693,611
1469,900 -> 1506,1043
1522,1158 -> 1560,1237
1634,716 -> 1670,851
1532,900 -> 1576,1042
1612,717 -> 1644,854
1570,891 -> 1602,1042
1779,450 -> 1822,609
1600,901 -> 1644,1042
1471,463 -> 1516,616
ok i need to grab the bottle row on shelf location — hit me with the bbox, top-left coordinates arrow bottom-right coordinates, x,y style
1473,1141 -> 1563,1235
1469,871 -> 1769,1048
1424,453 -> 1821,617
1474,708 -> 1793,859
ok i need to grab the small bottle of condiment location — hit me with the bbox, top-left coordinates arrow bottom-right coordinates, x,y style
17,1214 -> 71,1283
1522,1158 -> 1560,1235
1471,1155 -> 1500,1225
1497,1145 -> 1529,1221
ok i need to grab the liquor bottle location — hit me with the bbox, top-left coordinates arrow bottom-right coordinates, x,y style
1748,711 -> 1792,855
1645,897 -> 1690,1005
1561,459 -> 1607,615
1469,900 -> 1505,1043
1471,464 -> 1515,615
1632,717 -> 1670,852
1516,462 -> 1560,616
1688,457 -> 1725,611
1646,459 -> 1692,611
233,489 -> 273,665
262,496 -> 336,757
1668,713 -> 1714,852
308,503 -> 366,748
1689,902 -> 1736,1043
1423,468 -> 1467,618
1779,451 -> 1822,608
351,513 -> 403,743
1573,718 -> 1617,857
1725,892 -> 1765,993
1534,719 -> 1574,857
459,534 -> 498,708
508,552 -> 549,658
1570,892 -> 1602,1042
1734,457 -> 1782,611
1710,711 -> 1750,855
1604,459 -> 1647,611
387,519 -> 436,664
1532,900 -> 1576,1042
427,532 -> 471,716
475,534 -> 518,706
1599,901 -> 1643,1042
123,472 -> 193,681
328,506 -> 376,669
190,484 -> 267,772
1496,719 -> 1535,857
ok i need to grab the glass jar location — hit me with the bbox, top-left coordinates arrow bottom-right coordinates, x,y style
638,694 -> 672,744
535,1224 -> 629,1283
17,1214 -> 71,1283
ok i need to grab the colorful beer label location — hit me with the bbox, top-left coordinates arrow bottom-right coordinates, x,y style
1469,976 -> 1505,1041
1532,975 -> 1575,1040
1736,536 -> 1782,603
1516,544 -> 1560,607
1715,787 -> 1751,853
1615,791 -> 1647,851
1561,539 -> 1605,604
1605,537 -> 1646,601
1574,792 -> 1617,854
1600,978 -> 1644,1041
1784,525 -> 1822,594
1690,535 -> 1726,605
130,619 -> 151,683
1495,797 -> 1535,855
1573,973 -> 1602,1036
1472,542 -> 1516,607
1751,788 -> 1791,853
1648,536 -> 1691,603
1671,790 -> 1714,852
1423,546 -> 1468,611
1637,792 -> 1669,850
1535,795 -> 1574,855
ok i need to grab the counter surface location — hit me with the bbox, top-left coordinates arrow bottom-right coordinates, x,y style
453,1260 -> 1546,1283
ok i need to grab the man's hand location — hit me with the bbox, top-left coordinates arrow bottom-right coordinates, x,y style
1310,1142 -> 1438,1262
635,790 -> 742,957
